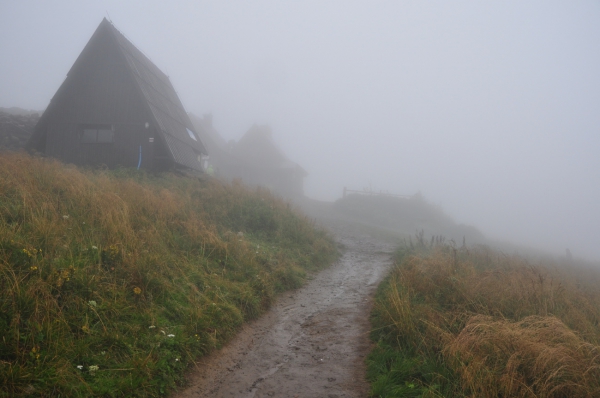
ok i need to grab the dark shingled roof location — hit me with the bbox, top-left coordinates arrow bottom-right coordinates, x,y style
105,19 -> 207,168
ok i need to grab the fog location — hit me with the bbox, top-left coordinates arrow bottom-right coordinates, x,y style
1,1 -> 599,260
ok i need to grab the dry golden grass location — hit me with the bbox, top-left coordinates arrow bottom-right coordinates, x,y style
447,315 -> 600,397
370,243 -> 600,397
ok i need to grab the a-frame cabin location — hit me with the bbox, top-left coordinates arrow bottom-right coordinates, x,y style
28,18 -> 206,172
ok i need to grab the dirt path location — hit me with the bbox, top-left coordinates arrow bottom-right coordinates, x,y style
173,222 -> 394,398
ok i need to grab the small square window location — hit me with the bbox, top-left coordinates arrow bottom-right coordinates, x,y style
81,129 -> 97,143
79,125 -> 114,143
96,129 -> 114,143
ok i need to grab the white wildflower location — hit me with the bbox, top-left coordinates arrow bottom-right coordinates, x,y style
77,365 -> 83,370
62,215 -> 69,219
88,365 -> 99,375
88,300 -> 97,307
91,246 -> 98,250
167,334 -> 175,338
148,325 -> 156,329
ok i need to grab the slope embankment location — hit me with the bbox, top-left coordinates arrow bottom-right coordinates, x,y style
0,152 -> 337,397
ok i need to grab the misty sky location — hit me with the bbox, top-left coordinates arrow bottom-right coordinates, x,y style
1,1 -> 599,260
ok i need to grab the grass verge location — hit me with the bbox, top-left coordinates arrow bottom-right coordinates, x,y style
368,238 -> 600,397
0,152 -> 338,397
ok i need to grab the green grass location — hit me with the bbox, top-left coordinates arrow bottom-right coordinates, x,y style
367,239 -> 600,397
0,152 -> 338,397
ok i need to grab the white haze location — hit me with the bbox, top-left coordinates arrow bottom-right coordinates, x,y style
1,1 -> 599,260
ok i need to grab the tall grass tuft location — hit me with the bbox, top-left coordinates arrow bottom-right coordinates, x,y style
368,241 -> 600,397
0,152 -> 337,397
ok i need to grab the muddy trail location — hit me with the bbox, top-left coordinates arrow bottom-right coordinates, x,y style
173,218 -> 395,398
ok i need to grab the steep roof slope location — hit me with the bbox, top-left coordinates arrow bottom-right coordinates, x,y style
107,19 -> 207,167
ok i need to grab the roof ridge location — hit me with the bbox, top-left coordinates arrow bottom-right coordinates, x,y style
102,19 -> 168,81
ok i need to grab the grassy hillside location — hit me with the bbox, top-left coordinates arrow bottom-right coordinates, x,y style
0,152 -> 337,397
333,194 -> 485,245
368,238 -> 600,397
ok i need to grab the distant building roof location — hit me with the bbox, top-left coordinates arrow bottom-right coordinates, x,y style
189,112 -> 228,154
233,124 -> 307,176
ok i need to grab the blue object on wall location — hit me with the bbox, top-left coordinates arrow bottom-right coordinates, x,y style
137,145 -> 142,169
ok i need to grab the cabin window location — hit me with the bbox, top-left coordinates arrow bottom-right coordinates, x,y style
186,128 -> 198,141
79,125 -> 114,143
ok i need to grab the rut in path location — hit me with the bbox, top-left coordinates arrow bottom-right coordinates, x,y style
173,223 -> 394,398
